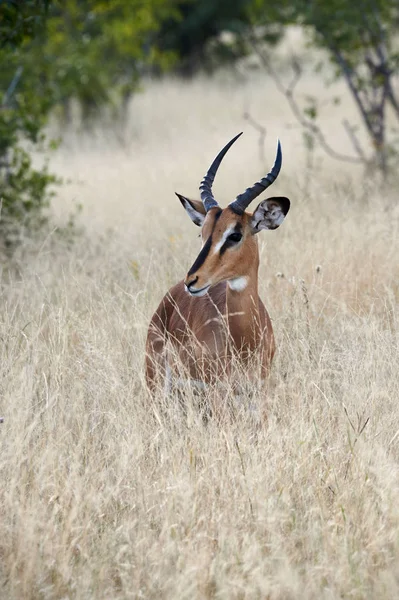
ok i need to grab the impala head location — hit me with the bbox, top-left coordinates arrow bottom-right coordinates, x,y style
176,132 -> 290,297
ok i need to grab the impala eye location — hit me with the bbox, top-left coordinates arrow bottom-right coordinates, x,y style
227,232 -> 242,243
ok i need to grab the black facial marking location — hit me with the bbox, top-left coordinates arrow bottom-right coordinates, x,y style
213,209 -> 222,222
220,243 -> 228,256
186,209 -> 222,277
187,235 -> 212,276
220,223 -> 243,255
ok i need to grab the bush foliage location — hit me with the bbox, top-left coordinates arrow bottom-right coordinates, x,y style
0,0 -> 179,247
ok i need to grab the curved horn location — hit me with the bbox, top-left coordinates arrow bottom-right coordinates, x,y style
200,132 -> 243,212
229,139 -> 282,214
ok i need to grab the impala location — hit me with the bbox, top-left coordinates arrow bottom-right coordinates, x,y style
145,132 -> 290,395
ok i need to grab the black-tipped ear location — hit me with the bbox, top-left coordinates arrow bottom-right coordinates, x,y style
250,196 -> 290,234
175,193 -> 206,227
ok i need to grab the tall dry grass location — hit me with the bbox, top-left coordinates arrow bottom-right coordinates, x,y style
1,58 -> 399,599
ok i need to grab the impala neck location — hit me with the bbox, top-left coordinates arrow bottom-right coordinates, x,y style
226,262 -> 261,351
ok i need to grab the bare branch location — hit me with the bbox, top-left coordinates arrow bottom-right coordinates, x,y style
327,44 -> 375,138
248,33 -> 365,165
243,112 -> 266,164
361,7 -> 399,121
342,119 -> 368,161
386,85 -> 399,120
2,67 -> 23,108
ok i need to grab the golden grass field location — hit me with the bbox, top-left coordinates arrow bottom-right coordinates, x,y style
1,49 -> 399,598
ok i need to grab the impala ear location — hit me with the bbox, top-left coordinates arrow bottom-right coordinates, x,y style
175,193 -> 206,226
250,196 -> 290,234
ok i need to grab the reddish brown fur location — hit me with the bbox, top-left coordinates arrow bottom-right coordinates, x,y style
145,205 -> 276,392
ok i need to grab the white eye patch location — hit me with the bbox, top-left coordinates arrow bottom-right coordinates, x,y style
213,226 -> 243,254
213,227 -> 235,254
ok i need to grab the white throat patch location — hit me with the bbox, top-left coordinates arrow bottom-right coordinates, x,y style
228,276 -> 248,292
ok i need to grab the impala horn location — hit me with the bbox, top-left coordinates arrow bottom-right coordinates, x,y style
229,139 -> 282,214
200,132 -> 243,212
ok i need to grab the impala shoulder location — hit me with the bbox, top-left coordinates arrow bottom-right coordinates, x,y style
168,280 -> 186,296
165,280 -> 192,311
207,281 -> 227,304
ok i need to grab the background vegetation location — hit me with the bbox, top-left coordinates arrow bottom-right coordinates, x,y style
1,1 -> 399,598
1,0 -> 399,247
0,0 -> 179,247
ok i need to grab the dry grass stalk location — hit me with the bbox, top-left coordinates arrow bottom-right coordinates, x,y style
1,60 -> 399,599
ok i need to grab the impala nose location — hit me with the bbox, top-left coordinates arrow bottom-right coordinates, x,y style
185,276 -> 198,290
